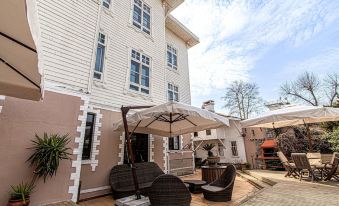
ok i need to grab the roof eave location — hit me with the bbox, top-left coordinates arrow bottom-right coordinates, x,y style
165,14 -> 200,48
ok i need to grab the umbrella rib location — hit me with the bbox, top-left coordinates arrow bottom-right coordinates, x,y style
1,32 -> 37,53
145,116 -> 161,128
183,116 -> 197,126
0,58 -> 40,89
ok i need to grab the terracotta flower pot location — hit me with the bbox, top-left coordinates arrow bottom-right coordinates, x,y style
207,156 -> 220,166
8,199 -> 30,206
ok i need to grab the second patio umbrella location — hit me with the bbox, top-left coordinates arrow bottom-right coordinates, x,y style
241,105 -> 339,151
113,101 -> 230,199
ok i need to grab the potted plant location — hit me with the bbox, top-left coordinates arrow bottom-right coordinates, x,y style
8,182 -> 34,206
202,143 -> 220,166
8,133 -> 71,205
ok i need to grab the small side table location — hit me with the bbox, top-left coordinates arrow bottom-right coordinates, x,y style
201,166 -> 227,183
184,180 -> 207,194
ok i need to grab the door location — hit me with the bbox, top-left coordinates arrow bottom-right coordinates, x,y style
124,133 -> 149,164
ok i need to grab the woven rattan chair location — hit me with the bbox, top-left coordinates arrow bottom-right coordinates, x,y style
201,165 -> 236,202
148,174 -> 191,206
291,153 -> 321,182
277,151 -> 298,178
109,162 -> 164,199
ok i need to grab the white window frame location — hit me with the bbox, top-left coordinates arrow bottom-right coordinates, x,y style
167,83 -> 179,102
168,136 -> 181,151
167,44 -> 178,70
132,0 -> 151,35
231,141 -> 239,157
93,32 -> 107,81
129,49 -> 151,95
102,0 -> 111,9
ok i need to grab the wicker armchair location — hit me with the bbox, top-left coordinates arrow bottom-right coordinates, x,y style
148,174 -> 191,206
291,153 -> 321,182
201,165 -> 236,202
324,153 -> 339,181
277,151 -> 298,178
109,162 -> 164,199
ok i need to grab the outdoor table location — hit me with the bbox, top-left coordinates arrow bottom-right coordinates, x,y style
184,180 -> 207,193
201,165 -> 227,183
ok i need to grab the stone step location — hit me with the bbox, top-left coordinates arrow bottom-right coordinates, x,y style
237,171 -> 272,189
242,170 -> 277,187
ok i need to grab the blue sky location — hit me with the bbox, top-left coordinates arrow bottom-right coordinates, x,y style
172,0 -> 339,113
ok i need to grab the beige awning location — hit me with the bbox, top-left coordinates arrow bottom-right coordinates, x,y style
113,101 -> 230,137
241,105 -> 339,128
0,0 -> 43,100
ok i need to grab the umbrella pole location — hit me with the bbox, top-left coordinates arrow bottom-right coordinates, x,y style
306,124 -> 313,152
121,107 -> 141,199
121,105 -> 153,200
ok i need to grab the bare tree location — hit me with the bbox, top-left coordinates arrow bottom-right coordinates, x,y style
280,71 -> 321,106
222,81 -> 263,119
281,71 -> 339,106
324,73 -> 339,106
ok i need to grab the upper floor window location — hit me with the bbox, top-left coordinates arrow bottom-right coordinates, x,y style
94,33 -> 106,80
252,130 -> 255,136
82,113 -> 96,160
193,132 -> 198,137
168,83 -> 179,102
130,49 -> 150,94
231,141 -> 238,156
206,129 -> 211,136
169,136 -> 180,150
103,0 -> 111,9
167,45 -> 177,70
133,0 -> 151,35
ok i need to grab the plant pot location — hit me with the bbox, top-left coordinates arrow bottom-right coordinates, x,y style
207,156 -> 220,166
8,199 -> 30,206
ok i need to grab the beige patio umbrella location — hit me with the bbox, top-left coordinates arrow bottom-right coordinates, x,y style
113,101 -> 230,199
241,105 -> 339,151
0,0 -> 43,100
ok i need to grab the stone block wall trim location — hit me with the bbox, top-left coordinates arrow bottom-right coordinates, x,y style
149,134 -> 154,162
68,96 -> 90,202
162,137 -> 168,173
118,132 -> 125,165
81,106 -> 103,171
0,95 -> 5,113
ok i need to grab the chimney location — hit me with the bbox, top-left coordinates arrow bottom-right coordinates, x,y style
202,100 -> 215,112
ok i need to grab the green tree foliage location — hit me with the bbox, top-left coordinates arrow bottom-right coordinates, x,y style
324,127 -> 339,152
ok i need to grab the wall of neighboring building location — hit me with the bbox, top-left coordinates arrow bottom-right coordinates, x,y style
165,28 -> 191,104
0,91 -> 82,205
243,127 -> 266,169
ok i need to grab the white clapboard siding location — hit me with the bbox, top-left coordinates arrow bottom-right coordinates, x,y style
89,0 -> 167,108
36,0 -> 99,91
165,28 -> 191,105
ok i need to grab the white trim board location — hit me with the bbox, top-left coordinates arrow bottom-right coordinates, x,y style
80,186 -> 111,194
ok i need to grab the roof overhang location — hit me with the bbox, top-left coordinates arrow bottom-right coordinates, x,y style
163,0 -> 184,13
166,14 -> 199,48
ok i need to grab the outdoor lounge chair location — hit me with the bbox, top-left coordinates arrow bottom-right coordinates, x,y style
109,162 -> 164,199
277,151 -> 298,178
201,164 -> 236,202
324,153 -> 339,181
291,153 -> 322,182
149,174 -> 191,206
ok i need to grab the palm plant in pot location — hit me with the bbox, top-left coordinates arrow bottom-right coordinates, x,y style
202,143 -> 220,166
8,133 -> 71,206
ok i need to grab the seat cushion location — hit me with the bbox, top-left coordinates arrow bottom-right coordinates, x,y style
202,185 -> 223,192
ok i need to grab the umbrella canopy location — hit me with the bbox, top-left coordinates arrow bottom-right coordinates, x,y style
241,105 -> 339,128
0,0 -> 43,100
113,101 -> 230,136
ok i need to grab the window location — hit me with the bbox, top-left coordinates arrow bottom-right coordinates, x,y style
168,83 -> 179,102
206,129 -> 211,136
94,33 -> 106,80
130,49 -> 150,94
102,0 -> 111,8
133,0 -> 151,34
169,136 -> 180,150
231,141 -> 238,156
252,130 -> 255,136
193,132 -> 198,137
82,113 -> 96,160
218,144 -> 224,156
167,45 -> 177,70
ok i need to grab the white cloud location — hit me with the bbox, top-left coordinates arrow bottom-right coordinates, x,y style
171,0 -> 339,111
